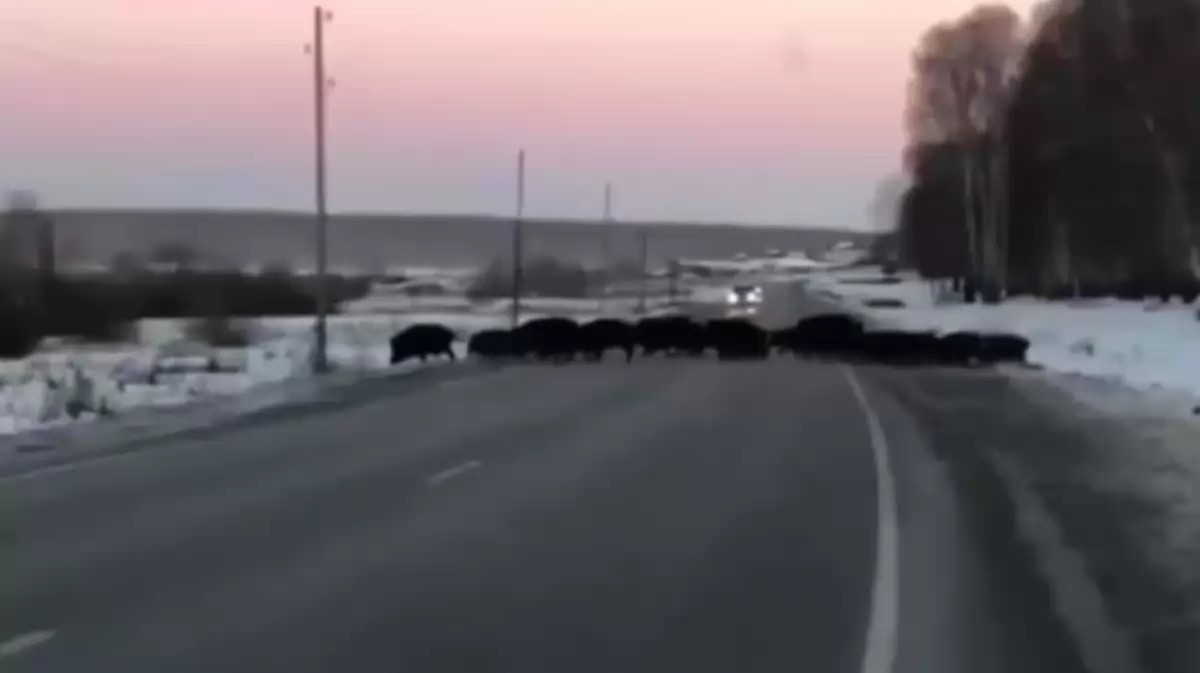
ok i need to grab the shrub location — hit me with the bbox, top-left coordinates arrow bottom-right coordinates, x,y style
863,297 -> 906,308
0,268 -> 373,352
467,256 -> 591,299
0,296 -> 40,359
103,270 -> 370,319
41,278 -> 136,343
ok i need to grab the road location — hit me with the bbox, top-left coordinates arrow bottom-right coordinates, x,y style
0,283 -> 1092,673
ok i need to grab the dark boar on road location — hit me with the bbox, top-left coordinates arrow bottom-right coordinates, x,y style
935,330 -> 985,366
635,315 -> 706,357
780,313 -> 867,359
579,318 -> 636,362
514,317 -> 580,364
929,330 -> 1031,366
634,315 -> 678,357
390,323 -> 457,365
705,318 -> 769,360
979,333 -> 1031,364
468,329 -> 515,360
858,329 -> 940,366
669,317 -> 709,357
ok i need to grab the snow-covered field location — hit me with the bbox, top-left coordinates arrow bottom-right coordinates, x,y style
13,259 -> 1196,441
807,268 -> 1200,415
0,314 -> 471,437
341,291 -> 676,317
0,287 -> 688,440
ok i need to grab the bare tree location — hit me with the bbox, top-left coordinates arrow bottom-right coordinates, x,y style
898,0 -> 1200,301
870,174 -> 910,232
906,5 -> 1024,301
149,240 -> 202,271
1,190 -> 59,302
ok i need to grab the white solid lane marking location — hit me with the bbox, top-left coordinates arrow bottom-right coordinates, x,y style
844,366 -> 900,673
425,460 -> 482,486
0,630 -> 55,659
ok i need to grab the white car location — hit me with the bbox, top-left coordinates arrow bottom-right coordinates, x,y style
726,284 -> 764,307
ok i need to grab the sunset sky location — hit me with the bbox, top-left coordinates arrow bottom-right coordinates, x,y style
0,0 -> 1035,228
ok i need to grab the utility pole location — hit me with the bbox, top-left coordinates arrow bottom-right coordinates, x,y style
306,5 -> 334,373
636,228 -> 649,314
510,149 -> 526,329
600,182 -> 613,312
666,258 -> 679,305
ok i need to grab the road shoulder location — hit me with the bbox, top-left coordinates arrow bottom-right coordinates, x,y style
1004,372 -> 1200,673
0,361 -> 491,480
855,364 -> 1094,673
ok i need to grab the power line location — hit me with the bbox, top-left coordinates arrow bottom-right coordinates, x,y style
599,182 -> 613,313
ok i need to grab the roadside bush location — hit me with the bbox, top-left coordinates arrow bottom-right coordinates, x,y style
0,296 -> 41,359
41,278 -> 137,343
137,272 -> 312,317
863,297 -> 906,309
467,256 -> 591,299
838,277 -> 903,286
0,269 -> 372,355
102,270 -> 369,319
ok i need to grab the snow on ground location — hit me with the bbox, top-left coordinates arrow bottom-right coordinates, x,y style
0,264 -> 837,441
814,267 -> 1200,657
0,290 -> 683,439
341,291 -> 677,317
807,268 -> 1200,414
0,314 -> 487,437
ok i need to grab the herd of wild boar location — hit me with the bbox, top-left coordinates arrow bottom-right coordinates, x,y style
388,313 -> 1031,368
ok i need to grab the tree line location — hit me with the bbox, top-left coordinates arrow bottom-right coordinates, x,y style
897,0 -> 1200,302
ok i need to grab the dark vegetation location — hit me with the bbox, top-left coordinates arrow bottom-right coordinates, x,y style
0,271 -> 370,358
578,319 -> 638,363
466,256 -> 593,299
896,0 -> 1200,304
0,198 -> 372,358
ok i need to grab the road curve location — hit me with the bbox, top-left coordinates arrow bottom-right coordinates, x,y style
0,282 -> 1091,673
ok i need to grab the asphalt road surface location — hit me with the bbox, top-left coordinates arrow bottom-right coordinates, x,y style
0,283 -> 1093,673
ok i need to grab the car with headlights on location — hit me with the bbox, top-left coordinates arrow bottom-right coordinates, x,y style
724,284 -> 764,315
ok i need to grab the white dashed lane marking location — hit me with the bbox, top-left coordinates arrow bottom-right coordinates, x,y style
425,460 -> 482,486
0,630 -> 56,659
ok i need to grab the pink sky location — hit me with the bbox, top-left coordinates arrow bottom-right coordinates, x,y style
0,0 -> 1035,227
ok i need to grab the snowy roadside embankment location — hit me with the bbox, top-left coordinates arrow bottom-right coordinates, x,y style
0,269 -> 820,444
806,268 -> 1200,413
0,313 -> 478,440
0,288 -> 695,446
809,267 -> 1200,669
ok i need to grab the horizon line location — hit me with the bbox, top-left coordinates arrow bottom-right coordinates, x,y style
37,206 -> 879,233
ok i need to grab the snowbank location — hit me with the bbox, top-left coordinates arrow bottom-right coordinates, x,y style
0,311 -> 537,440
0,286 -> 696,441
0,266 -> 753,442
807,268 -> 1200,411
809,267 -> 1200,663
341,292 -> 677,317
